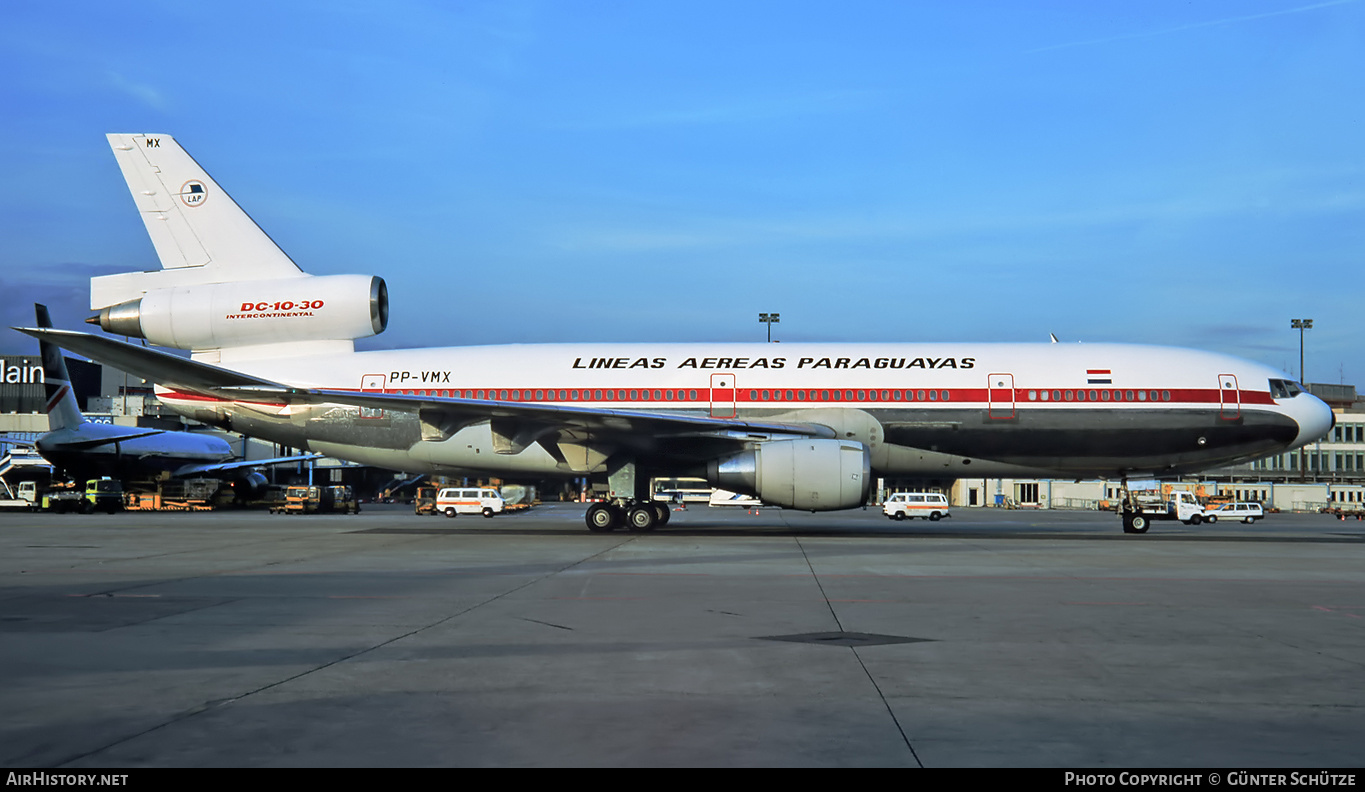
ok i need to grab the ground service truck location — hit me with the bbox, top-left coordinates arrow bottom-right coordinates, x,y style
1121,489 -> 1219,533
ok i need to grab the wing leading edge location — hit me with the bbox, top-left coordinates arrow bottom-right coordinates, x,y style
12,328 -> 836,457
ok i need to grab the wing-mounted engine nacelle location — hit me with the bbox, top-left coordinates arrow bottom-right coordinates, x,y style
91,275 -> 388,350
706,438 -> 871,511
230,471 -> 270,499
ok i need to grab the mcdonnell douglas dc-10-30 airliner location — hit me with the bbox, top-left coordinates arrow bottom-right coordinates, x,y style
16,134 -> 1333,533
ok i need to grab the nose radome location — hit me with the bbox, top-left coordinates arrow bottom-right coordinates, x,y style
1292,393 -> 1335,449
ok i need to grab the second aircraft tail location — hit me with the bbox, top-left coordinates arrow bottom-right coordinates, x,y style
35,304 -> 86,432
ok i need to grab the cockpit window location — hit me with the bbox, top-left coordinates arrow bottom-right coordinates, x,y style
1269,379 -> 1304,399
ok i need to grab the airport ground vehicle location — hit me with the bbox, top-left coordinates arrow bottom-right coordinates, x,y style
18,481 -> 77,512
17,478 -> 123,513
653,488 -> 711,504
1120,489 -> 1219,533
883,492 -> 951,521
123,478 -> 223,511
435,487 -> 504,518
273,485 -> 360,514
1207,502 -> 1264,523
0,478 -> 30,511
413,485 -> 438,515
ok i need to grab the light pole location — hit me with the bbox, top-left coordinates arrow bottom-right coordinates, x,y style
758,312 -> 780,343
1290,318 -> 1313,383
1290,319 -> 1314,480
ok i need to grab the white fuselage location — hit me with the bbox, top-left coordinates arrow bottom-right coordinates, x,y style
157,341 -> 1333,481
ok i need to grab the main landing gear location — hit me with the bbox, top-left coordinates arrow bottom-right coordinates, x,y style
1117,476 -> 1150,534
1121,511 -> 1150,534
584,458 -> 673,533
585,500 -> 671,533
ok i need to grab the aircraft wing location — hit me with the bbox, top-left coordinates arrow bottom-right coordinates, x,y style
44,430 -> 169,450
12,327 -> 285,395
171,454 -> 324,478
14,328 -> 836,457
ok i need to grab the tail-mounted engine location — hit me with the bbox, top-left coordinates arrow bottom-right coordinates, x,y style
91,275 -> 387,351
706,438 -> 871,511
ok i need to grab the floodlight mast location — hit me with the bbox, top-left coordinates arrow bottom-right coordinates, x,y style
1290,318 -> 1314,481
758,312 -> 780,343
1290,318 -> 1313,383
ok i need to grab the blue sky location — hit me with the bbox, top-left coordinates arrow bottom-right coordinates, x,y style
2,1 -> 1362,384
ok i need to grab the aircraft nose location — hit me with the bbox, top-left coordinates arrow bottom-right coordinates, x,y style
1290,392 -> 1335,450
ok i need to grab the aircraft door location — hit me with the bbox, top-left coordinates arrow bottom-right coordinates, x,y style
710,373 -> 736,418
1219,374 -> 1240,419
361,374 -> 386,419
988,373 -> 1015,419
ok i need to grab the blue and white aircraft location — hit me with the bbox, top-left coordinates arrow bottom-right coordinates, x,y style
17,304 -> 315,491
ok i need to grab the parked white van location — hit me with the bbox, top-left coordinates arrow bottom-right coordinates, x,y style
883,492 -> 951,521
1207,502 -> 1264,524
435,487 -> 505,518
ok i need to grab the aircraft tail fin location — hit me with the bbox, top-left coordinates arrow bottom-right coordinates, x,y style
91,134 -> 305,309
35,304 -> 86,431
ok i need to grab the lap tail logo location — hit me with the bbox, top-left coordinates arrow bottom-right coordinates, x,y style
179,180 -> 207,207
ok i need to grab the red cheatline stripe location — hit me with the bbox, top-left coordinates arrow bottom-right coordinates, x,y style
159,385 -> 1276,407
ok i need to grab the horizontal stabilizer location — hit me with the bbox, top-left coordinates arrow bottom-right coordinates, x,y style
12,327 -> 289,395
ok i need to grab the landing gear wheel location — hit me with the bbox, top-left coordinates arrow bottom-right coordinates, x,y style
586,503 -> 618,532
627,504 -> 658,532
